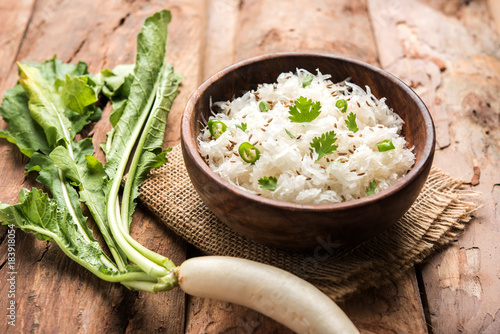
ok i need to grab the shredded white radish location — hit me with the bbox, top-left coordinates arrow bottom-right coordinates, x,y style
198,69 -> 415,204
178,256 -> 359,334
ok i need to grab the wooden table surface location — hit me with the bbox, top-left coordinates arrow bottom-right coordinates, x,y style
1,0 -> 499,333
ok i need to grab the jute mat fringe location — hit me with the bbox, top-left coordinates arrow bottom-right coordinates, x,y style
139,145 -> 479,301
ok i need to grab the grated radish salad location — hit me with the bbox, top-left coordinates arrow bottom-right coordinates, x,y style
198,69 -> 415,204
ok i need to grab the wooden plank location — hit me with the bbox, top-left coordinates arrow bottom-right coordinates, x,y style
184,0 -> 427,333
0,0 -> 36,96
339,271 -> 428,333
0,0 -> 206,332
202,0 -> 239,79
233,0 -> 379,66
185,1 -> 292,331
368,0 -> 500,332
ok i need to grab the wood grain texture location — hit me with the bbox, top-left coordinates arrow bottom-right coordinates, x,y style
0,1 -> 194,333
234,0 -> 379,65
339,271 -> 428,334
0,0 -> 36,96
183,0 -> 428,333
1,0 -> 495,332
368,0 -> 500,332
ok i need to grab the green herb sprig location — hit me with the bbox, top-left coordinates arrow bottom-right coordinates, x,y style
366,180 -> 377,195
345,112 -> 358,133
288,96 -> 322,123
285,128 -> 297,139
302,74 -> 314,88
258,176 -> 278,191
309,131 -> 338,160
259,101 -> 269,112
236,122 -> 247,132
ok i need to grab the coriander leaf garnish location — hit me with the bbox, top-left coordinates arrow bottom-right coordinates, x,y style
309,131 -> 338,160
236,122 -> 247,132
366,180 -> 377,195
285,128 -> 297,139
288,96 -> 322,123
259,101 -> 269,112
258,176 -> 278,191
302,73 -> 314,88
377,139 -> 395,152
345,112 -> 359,133
336,99 -> 347,113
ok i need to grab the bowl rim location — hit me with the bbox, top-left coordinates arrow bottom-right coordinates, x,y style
181,52 -> 436,212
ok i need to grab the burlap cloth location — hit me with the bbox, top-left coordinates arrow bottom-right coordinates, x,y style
139,145 -> 478,301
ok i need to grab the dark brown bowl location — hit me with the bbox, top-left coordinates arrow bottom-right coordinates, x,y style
181,52 -> 435,250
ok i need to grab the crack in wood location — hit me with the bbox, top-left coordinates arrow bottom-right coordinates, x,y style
8,0 -> 38,74
35,241 -> 50,263
415,265 -> 434,334
67,38 -> 87,63
113,13 -> 131,32
0,258 -> 7,271
0,227 -> 8,247
115,290 -> 138,333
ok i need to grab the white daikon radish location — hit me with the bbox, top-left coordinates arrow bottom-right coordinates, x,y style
177,256 -> 359,334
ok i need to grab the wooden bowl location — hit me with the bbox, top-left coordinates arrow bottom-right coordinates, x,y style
181,53 -> 435,250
